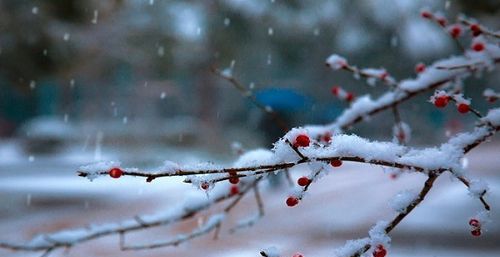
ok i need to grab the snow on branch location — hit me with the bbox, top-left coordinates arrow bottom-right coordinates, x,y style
2,10 -> 500,257
317,38 -> 500,135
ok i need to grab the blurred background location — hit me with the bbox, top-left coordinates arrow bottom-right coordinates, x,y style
0,0 -> 499,257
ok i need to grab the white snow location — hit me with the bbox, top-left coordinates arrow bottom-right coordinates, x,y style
482,108 -> 500,126
467,179 -> 488,198
333,238 -> 370,257
261,246 -> 280,257
325,54 -> 347,70
78,160 -> 120,181
389,190 -> 419,213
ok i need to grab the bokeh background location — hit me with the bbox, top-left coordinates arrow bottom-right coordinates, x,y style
0,0 -> 499,257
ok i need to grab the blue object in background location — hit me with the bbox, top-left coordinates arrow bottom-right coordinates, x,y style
254,88 -> 311,113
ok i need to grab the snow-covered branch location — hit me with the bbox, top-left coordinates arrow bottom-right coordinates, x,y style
319,41 -> 500,134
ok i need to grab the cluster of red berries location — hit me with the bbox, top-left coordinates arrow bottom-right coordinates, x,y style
331,86 -> 354,102
433,95 -> 470,114
109,167 -> 124,178
372,245 -> 387,257
469,218 -> 482,237
420,10 -> 447,27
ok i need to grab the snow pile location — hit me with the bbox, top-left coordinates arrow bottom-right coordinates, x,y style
468,179 -> 488,198
303,134 -> 406,162
368,221 -> 391,247
157,160 -> 180,175
234,149 -> 276,168
482,108 -> 500,126
333,238 -> 370,257
261,246 -> 281,257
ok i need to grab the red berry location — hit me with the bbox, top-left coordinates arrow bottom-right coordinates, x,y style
331,86 -> 340,96
437,17 -> 447,27
297,176 -> 311,187
449,25 -> 462,38
470,24 -> 481,36
421,11 -> 433,19
457,103 -> 470,114
294,134 -> 310,148
229,176 -> 240,184
487,97 -> 497,103
380,71 -> 389,80
471,228 -> 481,237
286,196 -> 299,207
230,185 -> 239,195
109,168 -> 123,179
201,182 -> 210,190
292,253 -> 304,257
330,159 -> 342,167
415,63 -> 426,73
434,96 -> 449,108
469,219 -> 480,227
321,132 -> 332,142
397,131 -> 406,142
472,42 -> 485,52
373,245 -> 387,257
346,92 -> 354,102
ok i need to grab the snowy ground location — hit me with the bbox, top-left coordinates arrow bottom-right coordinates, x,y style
0,140 -> 499,257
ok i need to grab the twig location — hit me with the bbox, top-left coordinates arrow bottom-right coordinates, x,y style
212,67 -> 289,132
350,173 -> 440,257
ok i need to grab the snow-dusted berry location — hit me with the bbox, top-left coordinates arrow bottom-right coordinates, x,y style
294,134 -> 310,148
436,17 -> 447,27
415,63 -> 426,73
457,103 -> 470,114
229,176 -> 240,184
228,170 -> 240,184
434,96 -> 449,108
286,196 -> 299,207
109,168 -> 123,178
420,11 -> 433,19
330,159 -> 342,167
292,253 -> 304,257
472,42 -> 485,52
201,181 -> 210,190
297,176 -> 311,187
230,185 -> 239,195
469,218 -> 480,227
471,228 -> 481,237
470,24 -> 481,36
379,71 -> 389,80
321,132 -> 332,143
448,24 -> 462,38
372,245 -> 387,257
